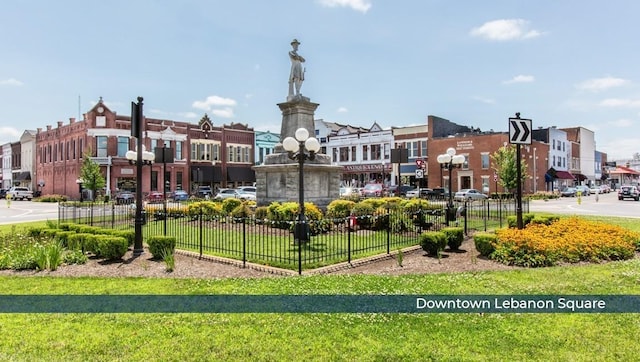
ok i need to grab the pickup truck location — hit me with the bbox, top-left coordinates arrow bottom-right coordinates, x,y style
7,187 -> 33,201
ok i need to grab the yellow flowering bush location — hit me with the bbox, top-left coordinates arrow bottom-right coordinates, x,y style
493,217 -> 640,267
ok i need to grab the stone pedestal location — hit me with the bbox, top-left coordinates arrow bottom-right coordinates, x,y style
253,96 -> 341,210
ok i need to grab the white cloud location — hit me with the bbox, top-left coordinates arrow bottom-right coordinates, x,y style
0,78 -> 24,86
470,19 -> 542,41
576,77 -> 629,92
0,127 -> 22,143
599,138 -> 640,160
337,106 -> 348,113
599,98 -> 640,108
192,95 -> 237,111
503,75 -> 535,84
179,112 -> 199,119
317,0 -> 371,13
211,107 -> 235,118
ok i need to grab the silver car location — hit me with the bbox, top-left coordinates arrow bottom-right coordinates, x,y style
454,189 -> 488,201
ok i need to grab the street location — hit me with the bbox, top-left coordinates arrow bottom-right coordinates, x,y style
529,191 -> 640,218
0,199 -> 60,225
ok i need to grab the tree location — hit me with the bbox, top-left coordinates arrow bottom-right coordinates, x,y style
491,145 -> 528,193
80,151 -> 106,201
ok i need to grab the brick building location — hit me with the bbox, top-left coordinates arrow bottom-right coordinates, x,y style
35,98 -> 255,200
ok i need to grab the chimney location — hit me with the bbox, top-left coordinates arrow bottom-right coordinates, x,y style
37,128 -> 42,133
46,125 -> 52,131
69,118 -> 75,124
57,121 -> 63,128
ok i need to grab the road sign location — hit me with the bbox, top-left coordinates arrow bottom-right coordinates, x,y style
415,159 -> 423,168
509,117 -> 532,144
415,169 -> 424,179
493,173 -> 498,182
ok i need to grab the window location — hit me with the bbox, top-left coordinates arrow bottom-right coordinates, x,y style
339,147 -> 349,162
176,171 -> 183,190
235,146 -> 242,162
117,137 -> 128,157
553,140 -> 556,149
420,141 -> 427,157
553,156 -> 556,166
371,144 -> 381,160
176,141 -> 182,160
213,144 -> 220,161
151,171 -> 158,191
462,155 -> 469,169
332,148 -> 338,163
481,153 -> 490,169
351,146 -> 357,161
410,141 -> 418,158
228,145 -> 235,162
95,136 -> 108,157
362,145 -> 368,161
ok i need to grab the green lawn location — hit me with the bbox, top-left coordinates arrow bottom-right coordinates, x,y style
0,216 -> 639,361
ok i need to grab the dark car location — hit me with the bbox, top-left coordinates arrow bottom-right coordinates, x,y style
560,187 -> 577,197
196,186 -> 213,198
0,189 -> 6,199
115,191 -> 135,204
618,185 -> 640,201
424,187 -> 450,199
390,185 -> 415,196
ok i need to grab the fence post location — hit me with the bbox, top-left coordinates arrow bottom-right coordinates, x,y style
242,217 -> 247,268
498,198 -> 503,228
386,207 -> 391,255
463,200 -> 468,236
199,208 -> 203,259
111,204 -> 115,229
90,202 -> 94,226
347,216 -> 352,264
484,200 -> 489,232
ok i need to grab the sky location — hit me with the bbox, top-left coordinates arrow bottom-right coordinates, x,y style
1,0 -> 639,161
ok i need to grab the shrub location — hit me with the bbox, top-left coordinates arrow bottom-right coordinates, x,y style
326,199 -> 356,220
222,198 -> 243,214
78,225 -> 101,235
26,227 -> 46,238
147,236 -> 177,259
95,236 -> 128,260
34,242 -> 63,271
420,231 -> 447,256
63,249 -> 88,265
350,202 -> 375,229
39,228 -> 59,239
473,232 -> 497,257
67,233 -> 93,252
59,223 -> 74,231
388,211 -> 415,233
254,206 -> 268,223
507,213 -> 535,228
160,248 -> 175,272
54,231 -> 75,248
442,227 -> 464,250
38,194 -> 68,202
231,204 -> 254,219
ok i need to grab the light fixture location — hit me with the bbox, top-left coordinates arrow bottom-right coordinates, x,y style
437,147 -> 465,226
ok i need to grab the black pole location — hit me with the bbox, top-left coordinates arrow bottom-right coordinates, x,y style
133,97 -> 144,256
297,141 -> 305,275
516,143 -> 523,229
446,163 -> 453,227
163,145 -> 167,236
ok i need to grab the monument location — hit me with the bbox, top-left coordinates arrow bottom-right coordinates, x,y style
254,39 -> 341,209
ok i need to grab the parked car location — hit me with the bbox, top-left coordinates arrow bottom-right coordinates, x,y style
360,183 -> 385,197
560,187 -> 577,197
453,189 -> 487,201
339,187 -> 355,197
575,185 -> 590,196
196,186 -> 213,198
406,188 -> 422,198
395,185 -> 416,197
147,191 -> 164,203
7,187 -> 33,201
0,189 -> 6,199
589,185 -> 601,194
599,185 -> 611,194
115,191 -> 135,204
236,189 -> 256,201
214,188 -> 240,200
171,190 -> 189,201
618,185 -> 640,201
424,187 -> 450,199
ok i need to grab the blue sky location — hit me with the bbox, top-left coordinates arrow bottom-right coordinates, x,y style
1,0 -> 639,160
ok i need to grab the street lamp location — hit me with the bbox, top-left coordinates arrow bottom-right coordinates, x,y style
282,127 -> 321,246
436,147 -> 465,226
125,143 -> 155,255
76,178 -> 84,202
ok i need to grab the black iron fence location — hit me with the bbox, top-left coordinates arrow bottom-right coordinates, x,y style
58,198 -> 527,274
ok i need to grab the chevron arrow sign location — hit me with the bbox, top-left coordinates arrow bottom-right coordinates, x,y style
509,117 -> 532,145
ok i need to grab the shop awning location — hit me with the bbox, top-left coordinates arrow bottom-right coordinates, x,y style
574,173 -> 587,181
191,166 -> 222,183
555,170 -> 575,180
227,167 -> 255,182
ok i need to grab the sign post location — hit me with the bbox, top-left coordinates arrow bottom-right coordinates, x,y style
509,112 -> 532,230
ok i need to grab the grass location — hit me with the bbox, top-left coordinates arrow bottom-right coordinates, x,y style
0,216 -> 639,360
0,259 -> 639,360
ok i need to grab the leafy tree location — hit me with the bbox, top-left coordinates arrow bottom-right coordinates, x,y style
80,151 -> 106,201
491,145 -> 528,193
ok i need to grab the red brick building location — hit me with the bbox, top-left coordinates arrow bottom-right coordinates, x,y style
35,98 -> 255,200
426,115 -> 549,194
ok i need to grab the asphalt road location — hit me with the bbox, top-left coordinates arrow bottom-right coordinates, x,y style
529,191 -> 640,218
0,199 -> 60,225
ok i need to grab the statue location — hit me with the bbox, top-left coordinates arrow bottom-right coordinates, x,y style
288,39 -> 305,98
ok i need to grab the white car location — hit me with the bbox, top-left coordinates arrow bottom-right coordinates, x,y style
7,187 -> 33,201
214,189 -> 240,200
236,189 -> 256,201
453,189 -> 487,201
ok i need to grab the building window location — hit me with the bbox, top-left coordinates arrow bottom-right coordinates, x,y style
371,144 -> 381,160
213,144 -> 220,161
553,139 -> 556,149
462,155 -> 469,169
553,155 -> 556,166
410,141 -> 419,158
362,145 -> 368,161
236,146 -> 242,162
117,137 -> 128,157
351,146 -> 357,162
481,153 -> 490,169
176,171 -> 183,190
96,136 -> 108,157
339,147 -> 349,162
176,141 -> 182,160
151,171 -> 158,191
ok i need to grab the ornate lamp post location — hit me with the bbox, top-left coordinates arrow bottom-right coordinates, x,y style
125,144 -> 155,255
282,128 -> 321,246
436,147 -> 465,226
